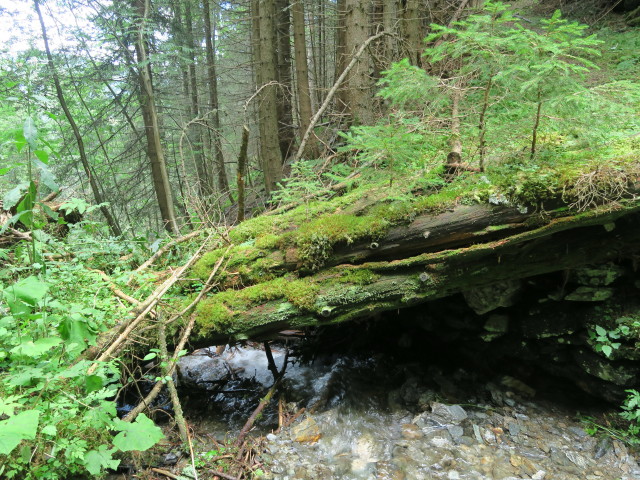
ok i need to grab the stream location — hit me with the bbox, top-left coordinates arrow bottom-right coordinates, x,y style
175,325 -> 640,480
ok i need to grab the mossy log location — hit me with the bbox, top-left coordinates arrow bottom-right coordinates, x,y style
190,199 -> 640,347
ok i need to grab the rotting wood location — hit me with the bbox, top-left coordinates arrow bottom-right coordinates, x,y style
190,202 -> 640,347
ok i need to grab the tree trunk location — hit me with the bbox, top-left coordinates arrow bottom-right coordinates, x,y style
184,0 -> 210,199
203,0 -> 233,202
275,0 -> 295,160
134,0 -> 180,234
34,0 -> 123,238
402,0 -> 422,66
334,0 -> 349,117
292,0 -> 317,158
254,0 -> 284,194
344,0 -> 374,125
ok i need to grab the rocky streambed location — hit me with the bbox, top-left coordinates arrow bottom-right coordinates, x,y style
175,341 -> 639,480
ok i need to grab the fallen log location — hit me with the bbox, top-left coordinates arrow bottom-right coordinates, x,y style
188,198 -> 640,347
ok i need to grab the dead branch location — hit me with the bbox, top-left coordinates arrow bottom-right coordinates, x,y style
128,230 -> 205,284
123,253 -> 226,422
92,269 -> 142,307
86,241 -> 210,374
293,31 -> 394,163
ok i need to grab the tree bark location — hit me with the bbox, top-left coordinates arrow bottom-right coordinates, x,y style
292,0 -> 317,158
184,0 -> 210,198
34,0 -> 123,238
134,0 -> 180,234
254,0 -> 284,194
275,0 -> 295,160
203,0 -> 233,202
402,0 -> 422,66
344,0 -> 375,125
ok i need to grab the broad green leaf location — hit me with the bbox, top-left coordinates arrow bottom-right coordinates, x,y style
2,182 -> 29,210
41,425 -> 57,436
0,409 -> 40,455
58,315 -> 96,348
112,414 -> 164,452
595,325 -> 607,337
23,117 -> 38,149
10,337 -> 62,358
602,345 -> 613,357
34,158 -> 58,191
3,276 -> 49,314
85,375 -> 104,394
84,445 -> 120,475
34,150 -> 49,165
0,395 -> 23,417
142,352 -> 157,361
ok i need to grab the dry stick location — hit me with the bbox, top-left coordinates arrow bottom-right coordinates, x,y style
293,31 -> 393,163
92,269 -> 142,307
235,381 -> 280,448
87,243 -> 209,375
128,230 -> 205,284
123,254 -> 226,422
208,470 -> 239,480
236,348 -> 290,448
186,421 -> 199,480
150,468 -> 180,480
158,321 -> 189,445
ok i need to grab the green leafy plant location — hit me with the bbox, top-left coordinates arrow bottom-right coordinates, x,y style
589,324 -> 624,358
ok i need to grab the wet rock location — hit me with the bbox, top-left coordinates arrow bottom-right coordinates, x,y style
162,451 -> 180,465
575,264 -> 626,286
565,286 -> 614,302
177,353 -> 231,390
292,417 -> 321,443
573,348 -> 638,386
401,423 -> 423,440
431,403 -> 468,423
463,279 -> 521,315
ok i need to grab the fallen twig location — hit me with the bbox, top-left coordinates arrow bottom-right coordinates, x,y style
123,253 -> 226,422
128,230 -> 205,284
150,468 -> 180,479
86,241 -> 210,374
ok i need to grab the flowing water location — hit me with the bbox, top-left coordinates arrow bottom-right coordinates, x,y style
177,336 -> 640,480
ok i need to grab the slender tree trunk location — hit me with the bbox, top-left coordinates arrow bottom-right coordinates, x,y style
203,0 -> 233,202
184,0 -> 210,199
134,0 -> 180,234
254,0 -> 283,194
478,75 -> 493,172
236,126 -> 250,223
292,0 -> 317,158
334,0 -> 349,116
447,81 -> 463,167
531,89 -> 543,160
275,0 -> 295,160
402,0 -> 422,66
34,0 -> 123,237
